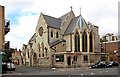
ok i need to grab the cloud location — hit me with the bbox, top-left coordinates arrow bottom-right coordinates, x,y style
5,14 -> 39,49
1,0 -> 119,49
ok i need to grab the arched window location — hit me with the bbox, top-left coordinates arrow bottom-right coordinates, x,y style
51,31 -> 53,37
89,32 -> 93,52
56,32 -> 59,38
82,31 -> 87,52
41,42 -> 44,57
74,31 -> 80,52
38,43 -> 41,57
27,49 -> 29,58
45,47 -> 48,56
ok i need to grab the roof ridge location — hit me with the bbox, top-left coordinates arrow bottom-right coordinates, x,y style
64,17 -> 77,34
42,14 -> 61,20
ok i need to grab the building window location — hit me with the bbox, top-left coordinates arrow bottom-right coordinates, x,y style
28,49 -> 29,58
42,53 -> 44,57
84,55 -> 88,62
51,31 -> 53,37
89,32 -> 93,52
75,31 -> 80,52
56,54 -> 64,62
38,27 -> 43,36
82,31 -> 87,52
45,47 -> 48,56
41,42 -> 44,57
38,43 -> 41,57
39,54 -> 40,57
56,32 -> 59,38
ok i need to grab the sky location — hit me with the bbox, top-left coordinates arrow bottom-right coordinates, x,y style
0,0 -> 119,49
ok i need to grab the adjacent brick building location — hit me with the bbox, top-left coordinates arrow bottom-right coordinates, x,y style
0,5 -> 5,51
0,5 -> 10,51
11,48 -> 22,65
102,40 -> 120,63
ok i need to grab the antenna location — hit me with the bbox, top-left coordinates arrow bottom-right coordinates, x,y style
70,6 -> 73,10
80,7 -> 81,15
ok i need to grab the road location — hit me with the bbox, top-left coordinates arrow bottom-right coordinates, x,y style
14,65 -> 119,75
1,65 -> 120,77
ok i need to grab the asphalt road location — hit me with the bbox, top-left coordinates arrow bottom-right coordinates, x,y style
14,65 -> 119,75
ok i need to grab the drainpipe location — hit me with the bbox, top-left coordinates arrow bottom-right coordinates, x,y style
70,33 -> 72,51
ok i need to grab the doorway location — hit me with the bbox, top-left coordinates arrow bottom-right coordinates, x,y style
33,53 -> 37,66
67,56 -> 71,66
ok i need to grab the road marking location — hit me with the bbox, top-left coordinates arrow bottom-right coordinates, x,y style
19,73 -> 22,75
68,75 -> 71,77
106,71 -> 108,72
100,71 -> 102,73
60,69 -> 65,71
52,68 -> 56,70
80,74 -> 83,76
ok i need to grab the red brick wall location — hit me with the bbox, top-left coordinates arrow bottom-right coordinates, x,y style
102,41 -> 120,63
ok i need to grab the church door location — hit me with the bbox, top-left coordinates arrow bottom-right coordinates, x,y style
67,56 -> 71,66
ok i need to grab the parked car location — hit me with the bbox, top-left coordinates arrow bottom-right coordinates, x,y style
106,61 -> 119,68
91,61 -> 106,69
2,62 -> 7,73
7,62 -> 15,71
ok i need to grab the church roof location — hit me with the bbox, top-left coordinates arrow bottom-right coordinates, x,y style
65,15 -> 88,35
49,39 -> 66,47
42,14 -> 61,29
64,16 -> 79,35
28,33 -> 36,43
78,15 -> 87,28
59,13 -> 68,24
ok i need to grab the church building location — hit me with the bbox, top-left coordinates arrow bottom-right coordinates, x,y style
22,7 -> 102,67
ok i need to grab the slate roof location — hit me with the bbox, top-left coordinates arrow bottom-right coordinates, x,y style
59,13 -> 68,24
49,39 -> 66,47
78,15 -> 88,28
64,16 -> 79,35
42,14 -> 61,29
28,33 -> 36,43
42,12 -> 88,35
65,15 -> 88,35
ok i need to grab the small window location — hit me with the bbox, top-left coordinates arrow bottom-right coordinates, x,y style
45,47 -> 48,56
39,54 -> 41,57
42,53 -> 44,57
56,54 -> 64,62
28,51 -> 29,58
51,31 -> 53,37
56,32 -> 59,38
